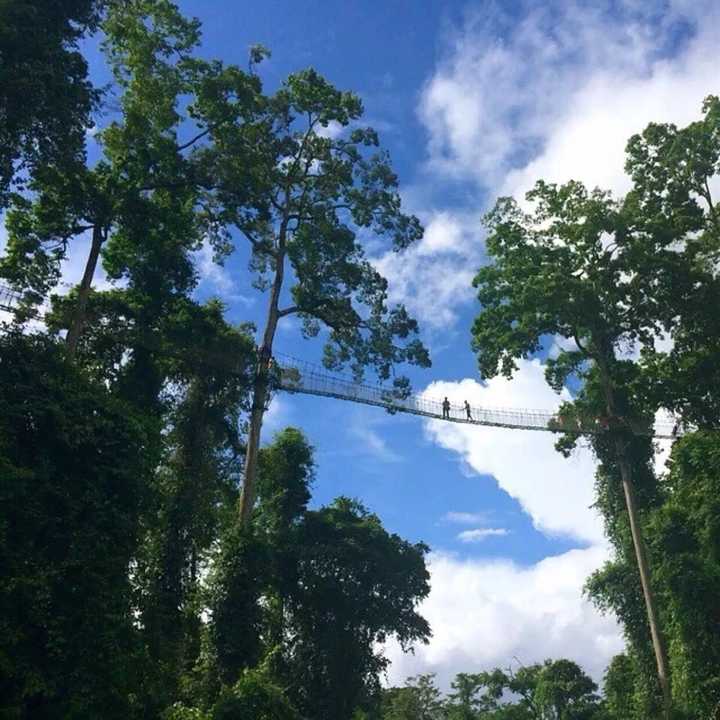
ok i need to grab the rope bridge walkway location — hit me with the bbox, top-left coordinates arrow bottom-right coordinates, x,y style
0,283 -> 21,313
274,353 -> 679,440
0,283 -> 678,439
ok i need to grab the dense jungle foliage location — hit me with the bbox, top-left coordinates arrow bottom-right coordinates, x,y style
1,1 -> 718,718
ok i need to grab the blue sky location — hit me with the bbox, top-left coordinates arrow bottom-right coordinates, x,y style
12,0 -> 720,689
165,0 -> 581,558
176,0 -> 718,684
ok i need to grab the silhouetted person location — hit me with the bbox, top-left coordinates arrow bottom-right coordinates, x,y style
465,400 -> 472,420
442,396 -> 450,419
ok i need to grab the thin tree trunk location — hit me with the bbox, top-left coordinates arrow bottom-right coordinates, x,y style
66,224 -> 103,358
598,359 -> 672,720
616,449 -> 672,718
238,244 -> 286,525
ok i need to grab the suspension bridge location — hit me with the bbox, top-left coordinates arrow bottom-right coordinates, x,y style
0,282 -> 679,439
0,283 -> 20,313
273,353 -> 677,439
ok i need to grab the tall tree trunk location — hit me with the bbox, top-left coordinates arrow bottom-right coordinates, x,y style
598,359 -> 672,719
616,450 -> 672,718
66,224 -> 103,358
238,246 -> 286,525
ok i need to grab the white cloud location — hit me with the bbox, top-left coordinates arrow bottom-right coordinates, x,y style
416,211 -> 465,256
501,42 -> 720,201
385,545 -> 622,689
194,238 -> 252,305
421,0 -> 720,201
457,527 -> 509,543
422,359 -> 603,544
443,511 -> 490,525
263,395 -> 292,437
372,210 -> 482,330
351,422 -> 403,463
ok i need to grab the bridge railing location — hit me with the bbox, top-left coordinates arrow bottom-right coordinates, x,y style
274,352 -> 677,439
0,283 -> 21,313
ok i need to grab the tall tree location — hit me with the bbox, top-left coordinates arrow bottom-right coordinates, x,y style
193,66 -> 430,524
0,0 -> 103,206
471,179 -> 672,716
587,97 -> 720,719
623,95 -> 720,430
0,0 -> 209,357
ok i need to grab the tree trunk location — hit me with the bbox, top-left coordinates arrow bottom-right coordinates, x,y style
238,246 -> 286,525
616,449 -> 672,718
597,360 -> 672,719
66,224 -> 103,358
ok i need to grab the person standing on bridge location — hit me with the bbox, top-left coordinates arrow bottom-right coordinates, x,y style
464,400 -> 472,420
442,396 -> 451,419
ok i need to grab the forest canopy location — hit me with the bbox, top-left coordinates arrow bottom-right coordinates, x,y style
1,1 -> 719,719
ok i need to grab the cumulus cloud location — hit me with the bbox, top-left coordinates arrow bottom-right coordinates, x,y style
422,358 -> 603,544
385,545 -> 622,689
421,0 -> 720,198
390,358 -> 623,688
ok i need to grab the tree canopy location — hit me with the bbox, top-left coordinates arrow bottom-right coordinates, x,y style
2,2 -> 720,719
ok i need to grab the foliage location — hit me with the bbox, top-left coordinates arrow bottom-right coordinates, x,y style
383,674 -> 446,720
283,497 -> 431,719
382,663 -> 605,720
0,0 -> 103,206
195,64 -> 430,379
205,429 -> 431,720
3,2 -> 720,720
0,330 -> 148,718
211,667 -> 300,720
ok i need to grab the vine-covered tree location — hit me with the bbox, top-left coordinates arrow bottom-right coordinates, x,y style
0,331 -> 148,718
472,178 -> 672,716
206,429 -> 431,720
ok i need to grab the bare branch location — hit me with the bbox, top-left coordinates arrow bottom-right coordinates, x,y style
177,127 -> 210,151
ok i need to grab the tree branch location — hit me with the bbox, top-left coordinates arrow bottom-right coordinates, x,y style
703,175 -> 719,230
177,127 -> 210,151
573,332 -> 589,356
277,305 -> 299,318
